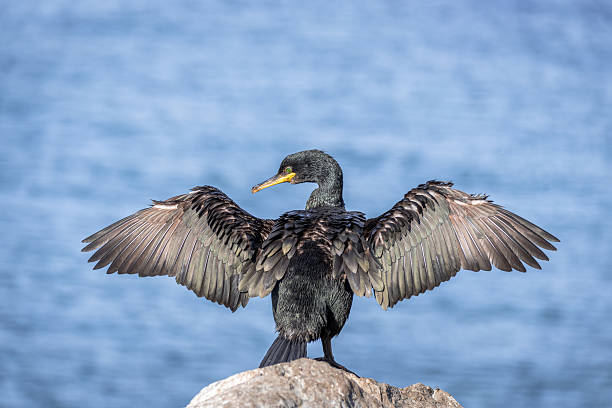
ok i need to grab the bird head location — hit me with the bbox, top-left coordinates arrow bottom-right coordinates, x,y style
251,150 -> 341,193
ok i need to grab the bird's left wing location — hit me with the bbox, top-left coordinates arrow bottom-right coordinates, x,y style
364,181 -> 559,309
82,186 -> 274,311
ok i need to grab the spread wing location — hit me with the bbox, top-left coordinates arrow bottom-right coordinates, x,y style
82,186 -> 274,311
365,181 -> 560,309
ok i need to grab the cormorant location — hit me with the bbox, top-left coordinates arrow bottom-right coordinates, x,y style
82,149 -> 558,370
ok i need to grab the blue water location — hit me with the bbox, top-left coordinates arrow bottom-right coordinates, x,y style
1,1 -> 611,407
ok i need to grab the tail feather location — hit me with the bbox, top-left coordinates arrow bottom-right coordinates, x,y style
259,336 -> 307,368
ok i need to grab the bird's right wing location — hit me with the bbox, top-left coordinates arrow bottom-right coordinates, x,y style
82,186 -> 274,311
365,181 -> 559,310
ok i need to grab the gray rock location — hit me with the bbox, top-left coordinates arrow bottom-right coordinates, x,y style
187,358 -> 463,408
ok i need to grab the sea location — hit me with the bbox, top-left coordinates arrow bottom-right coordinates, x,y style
1,1 -> 611,407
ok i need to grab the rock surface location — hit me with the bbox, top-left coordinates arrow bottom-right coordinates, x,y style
187,358 -> 463,408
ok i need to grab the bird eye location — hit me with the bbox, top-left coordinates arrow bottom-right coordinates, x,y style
285,167 -> 293,174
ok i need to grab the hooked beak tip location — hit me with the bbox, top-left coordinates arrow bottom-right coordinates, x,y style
251,172 -> 296,194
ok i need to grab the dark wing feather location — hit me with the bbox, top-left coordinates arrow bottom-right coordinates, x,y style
249,209 -> 382,299
365,180 -> 559,310
243,211 -> 311,298
82,186 -> 274,311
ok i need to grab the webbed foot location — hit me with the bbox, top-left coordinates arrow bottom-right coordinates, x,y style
314,357 -> 359,377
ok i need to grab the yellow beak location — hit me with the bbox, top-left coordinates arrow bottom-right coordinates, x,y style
251,172 -> 296,193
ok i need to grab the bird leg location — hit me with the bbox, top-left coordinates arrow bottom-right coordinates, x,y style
315,336 -> 358,376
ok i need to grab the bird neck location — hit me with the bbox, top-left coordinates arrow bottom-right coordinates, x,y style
306,177 -> 344,210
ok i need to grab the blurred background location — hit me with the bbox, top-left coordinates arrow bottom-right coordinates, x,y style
1,1 -> 611,407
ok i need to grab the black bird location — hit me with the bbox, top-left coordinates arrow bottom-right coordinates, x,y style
82,149 -> 559,370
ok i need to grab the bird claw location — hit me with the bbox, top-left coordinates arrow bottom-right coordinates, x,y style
314,357 -> 359,377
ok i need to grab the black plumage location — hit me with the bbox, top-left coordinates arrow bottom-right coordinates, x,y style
82,149 -> 559,370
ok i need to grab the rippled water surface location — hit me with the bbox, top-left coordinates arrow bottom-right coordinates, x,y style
1,1 -> 611,407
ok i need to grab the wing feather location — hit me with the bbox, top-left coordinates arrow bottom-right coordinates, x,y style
88,220 -> 145,264
132,220 -> 176,276
489,217 -> 541,269
465,216 -> 511,271
396,250 -> 406,299
366,181 -> 559,309
82,186 -> 275,311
